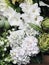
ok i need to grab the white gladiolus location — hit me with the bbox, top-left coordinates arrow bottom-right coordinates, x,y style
3,7 -> 17,18
20,3 -> 40,14
2,6 -> 23,26
20,3 -> 43,26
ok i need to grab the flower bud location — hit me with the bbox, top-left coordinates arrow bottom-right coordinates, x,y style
38,33 -> 49,52
42,18 -> 49,31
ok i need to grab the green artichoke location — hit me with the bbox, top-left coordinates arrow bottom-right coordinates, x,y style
42,18 -> 49,31
38,33 -> 49,52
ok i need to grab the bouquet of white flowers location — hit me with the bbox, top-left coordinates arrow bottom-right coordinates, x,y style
0,0 -> 49,65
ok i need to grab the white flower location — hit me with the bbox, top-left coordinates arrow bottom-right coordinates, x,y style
21,13 -> 43,26
8,15 -> 23,26
3,6 -> 16,18
30,3 -> 41,15
20,3 -> 31,14
8,29 -> 39,65
3,6 -> 23,26
10,36 -> 39,65
20,3 -> 43,26
20,3 -> 40,14
30,15 -> 43,26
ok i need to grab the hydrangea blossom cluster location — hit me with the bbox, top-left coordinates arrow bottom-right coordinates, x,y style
8,30 -> 39,64
0,0 -> 43,65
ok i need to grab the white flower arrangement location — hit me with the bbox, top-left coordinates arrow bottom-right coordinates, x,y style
6,2 -> 42,64
1,0 -> 48,65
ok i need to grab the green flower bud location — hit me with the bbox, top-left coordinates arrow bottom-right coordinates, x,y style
42,18 -> 49,31
4,20 -> 10,29
38,33 -> 49,52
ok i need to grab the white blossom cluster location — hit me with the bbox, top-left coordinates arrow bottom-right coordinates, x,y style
0,0 -> 43,27
8,30 -> 39,65
20,3 -> 43,27
0,0 -> 43,65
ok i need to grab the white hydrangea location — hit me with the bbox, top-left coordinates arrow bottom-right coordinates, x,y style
8,30 -> 39,65
7,28 -> 39,49
10,47 -> 30,65
9,35 -> 39,65
22,36 -> 39,56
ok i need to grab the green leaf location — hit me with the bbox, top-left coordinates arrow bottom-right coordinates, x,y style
16,7 -> 22,12
29,23 -> 42,32
30,53 -> 42,64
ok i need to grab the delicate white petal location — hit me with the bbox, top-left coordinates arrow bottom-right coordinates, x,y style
39,1 -> 49,7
